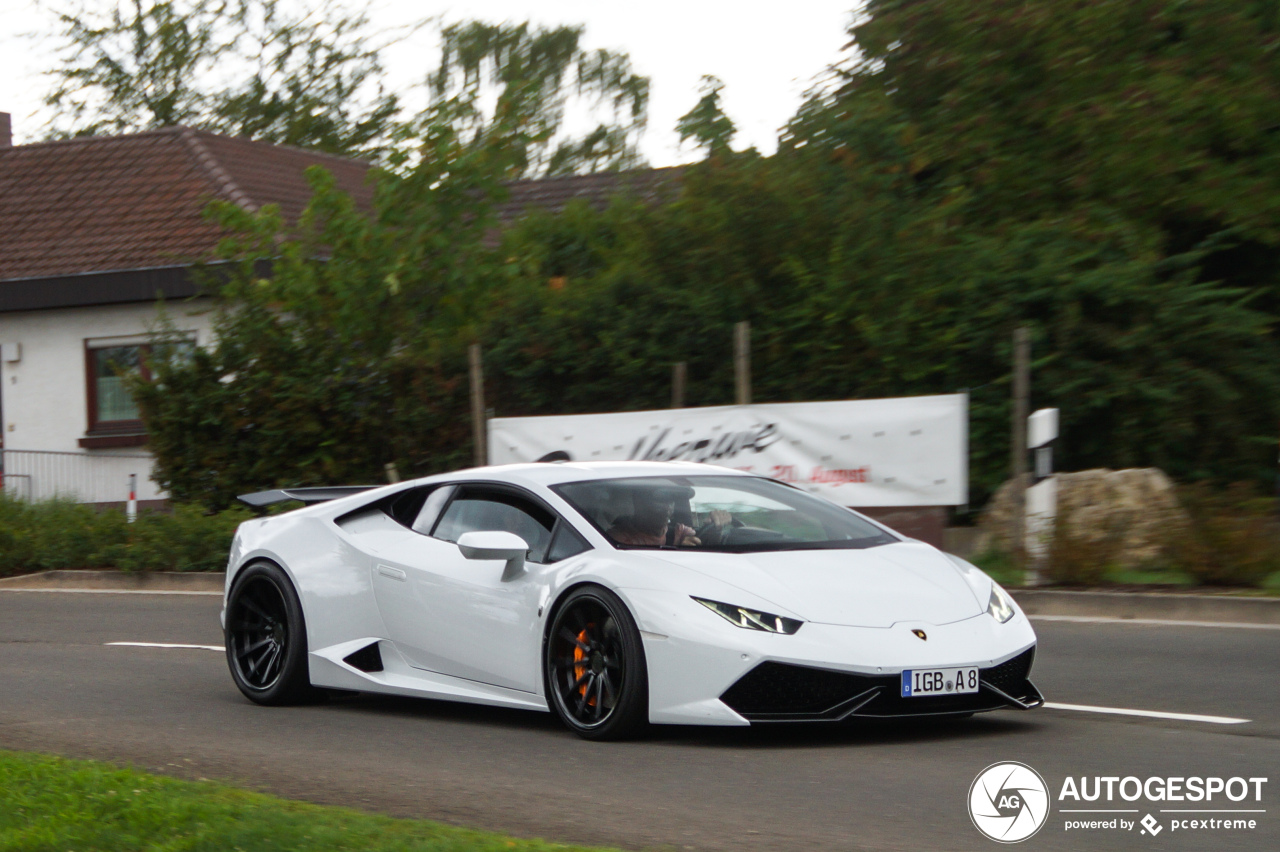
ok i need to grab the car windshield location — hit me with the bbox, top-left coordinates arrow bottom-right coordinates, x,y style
552,475 -> 899,553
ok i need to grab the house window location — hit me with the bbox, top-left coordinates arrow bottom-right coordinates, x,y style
82,335 -> 195,447
92,346 -> 144,424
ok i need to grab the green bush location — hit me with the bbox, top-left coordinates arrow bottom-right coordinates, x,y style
0,496 -> 33,574
0,495 -> 250,575
1165,483 -> 1280,587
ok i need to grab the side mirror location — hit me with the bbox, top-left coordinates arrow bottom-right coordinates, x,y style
456,530 -> 528,581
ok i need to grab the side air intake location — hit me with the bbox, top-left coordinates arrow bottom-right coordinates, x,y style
343,642 -> 384,673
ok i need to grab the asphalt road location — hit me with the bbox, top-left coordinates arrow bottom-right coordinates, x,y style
0,591 -> 1276,851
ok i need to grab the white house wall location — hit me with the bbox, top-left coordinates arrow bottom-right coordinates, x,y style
0,298 -> 217,502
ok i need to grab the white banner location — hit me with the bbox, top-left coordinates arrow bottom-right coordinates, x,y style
488,394 -> 967,507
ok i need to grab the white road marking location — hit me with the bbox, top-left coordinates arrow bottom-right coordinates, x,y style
1044,701 -> 1250,725
107,642 -> 225,652
0,588 -> 221,596
1031,615 -> 1280,630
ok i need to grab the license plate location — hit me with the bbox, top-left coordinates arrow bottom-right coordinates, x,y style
900,667 -> 980,697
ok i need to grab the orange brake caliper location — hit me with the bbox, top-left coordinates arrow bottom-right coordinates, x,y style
573,628 -> 596,706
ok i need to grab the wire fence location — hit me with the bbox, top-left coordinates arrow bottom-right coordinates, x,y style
0,449 -> 160,504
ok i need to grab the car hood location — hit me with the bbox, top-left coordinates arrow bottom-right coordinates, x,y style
651,542 -> 984,628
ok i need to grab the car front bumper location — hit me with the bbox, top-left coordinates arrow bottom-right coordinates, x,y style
624,588 -> 1040,726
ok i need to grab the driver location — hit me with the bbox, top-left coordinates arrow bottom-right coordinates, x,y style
608,486 -> 730,547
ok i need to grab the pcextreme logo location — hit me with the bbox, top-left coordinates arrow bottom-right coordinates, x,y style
969,762 -> 1051,843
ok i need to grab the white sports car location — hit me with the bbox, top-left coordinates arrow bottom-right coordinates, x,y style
222,461 -> 1042,739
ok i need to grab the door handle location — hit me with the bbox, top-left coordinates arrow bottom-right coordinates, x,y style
377,564 -> 407,582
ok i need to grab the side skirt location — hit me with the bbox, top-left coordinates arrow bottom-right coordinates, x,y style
309,637 -> 550,712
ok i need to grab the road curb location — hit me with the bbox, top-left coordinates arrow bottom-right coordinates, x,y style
1011,589 -> 1280,625
0,570 -> 225,593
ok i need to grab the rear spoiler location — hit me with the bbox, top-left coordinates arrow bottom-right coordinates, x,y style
236,486 -> 379,508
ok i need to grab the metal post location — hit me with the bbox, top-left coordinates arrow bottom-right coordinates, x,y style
734,321 -> 751,406
469,343 -> 487,467
672,362 -> 687,409
1011,327 -> 1030,582
127,473 -> 137,523
384,463 -> 400,484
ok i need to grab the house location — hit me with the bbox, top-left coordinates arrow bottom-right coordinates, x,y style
0,114 -> 682,506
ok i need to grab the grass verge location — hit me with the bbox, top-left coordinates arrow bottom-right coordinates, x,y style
0,749 -> 614,852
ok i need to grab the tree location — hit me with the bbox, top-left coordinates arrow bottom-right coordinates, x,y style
843,0 -> 1280,298
43,0 -> 401,156
427,21 -> 649,176
129,1 -> 1280,511
676,76 -> 737,157
131,97 -> 523,507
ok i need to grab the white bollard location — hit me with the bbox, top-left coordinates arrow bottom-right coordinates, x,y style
127,473 -> 137,523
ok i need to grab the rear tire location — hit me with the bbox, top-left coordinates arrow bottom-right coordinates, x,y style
544,585 -> 649,740
225,561 -> 324,705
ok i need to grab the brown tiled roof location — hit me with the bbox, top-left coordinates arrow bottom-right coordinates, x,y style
0,126 -> 684,285
495,166 -> 685,224
0,127 -> 374,281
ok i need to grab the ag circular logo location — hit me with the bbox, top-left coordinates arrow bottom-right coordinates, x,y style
968,762 -> 1050,843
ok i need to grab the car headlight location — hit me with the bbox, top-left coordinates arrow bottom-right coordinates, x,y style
987,583 -> 1016,623
693,597 -> 803,634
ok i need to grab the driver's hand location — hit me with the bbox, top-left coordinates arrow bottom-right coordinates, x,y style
678,535 -> 702,547
709,509 -> 732,528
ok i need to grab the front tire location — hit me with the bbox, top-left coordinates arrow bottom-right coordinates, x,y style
225,561 -> 323,705
545,585 -> 649,740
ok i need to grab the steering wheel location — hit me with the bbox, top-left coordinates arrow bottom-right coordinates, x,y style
696,516 -> 744,545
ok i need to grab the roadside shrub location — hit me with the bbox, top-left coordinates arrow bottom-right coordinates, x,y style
103,504 -> 252,572
1165,482 -> 1280,586
0,496 -> 250,574
0,496 -> 34,575
19,498 -> 128,570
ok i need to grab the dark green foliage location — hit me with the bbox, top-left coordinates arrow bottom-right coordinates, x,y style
131,101 -> 512,508
102,503 -> 253,572
486,153 -> 1279,503
0,496 -> 248,575
676,76 -> 737,157
0,498 -> 127,573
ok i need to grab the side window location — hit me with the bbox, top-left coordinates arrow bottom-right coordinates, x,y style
411,485 -> 455,534
432,488 -> 556,563
546,522 -> 591,563
383,486 -> 430,527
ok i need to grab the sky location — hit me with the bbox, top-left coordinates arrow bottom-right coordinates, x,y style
0,1 -> 859,166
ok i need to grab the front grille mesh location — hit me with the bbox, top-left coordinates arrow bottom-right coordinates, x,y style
982,647 -> 1035,694
721,646 -> 1039,722
719,662 -> 873,717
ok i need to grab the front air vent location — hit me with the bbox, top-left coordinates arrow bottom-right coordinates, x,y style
343,642 -> 384,673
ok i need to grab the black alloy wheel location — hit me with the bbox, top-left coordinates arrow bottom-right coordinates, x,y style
545,585 -> 648,740
225,561 -> 323,705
